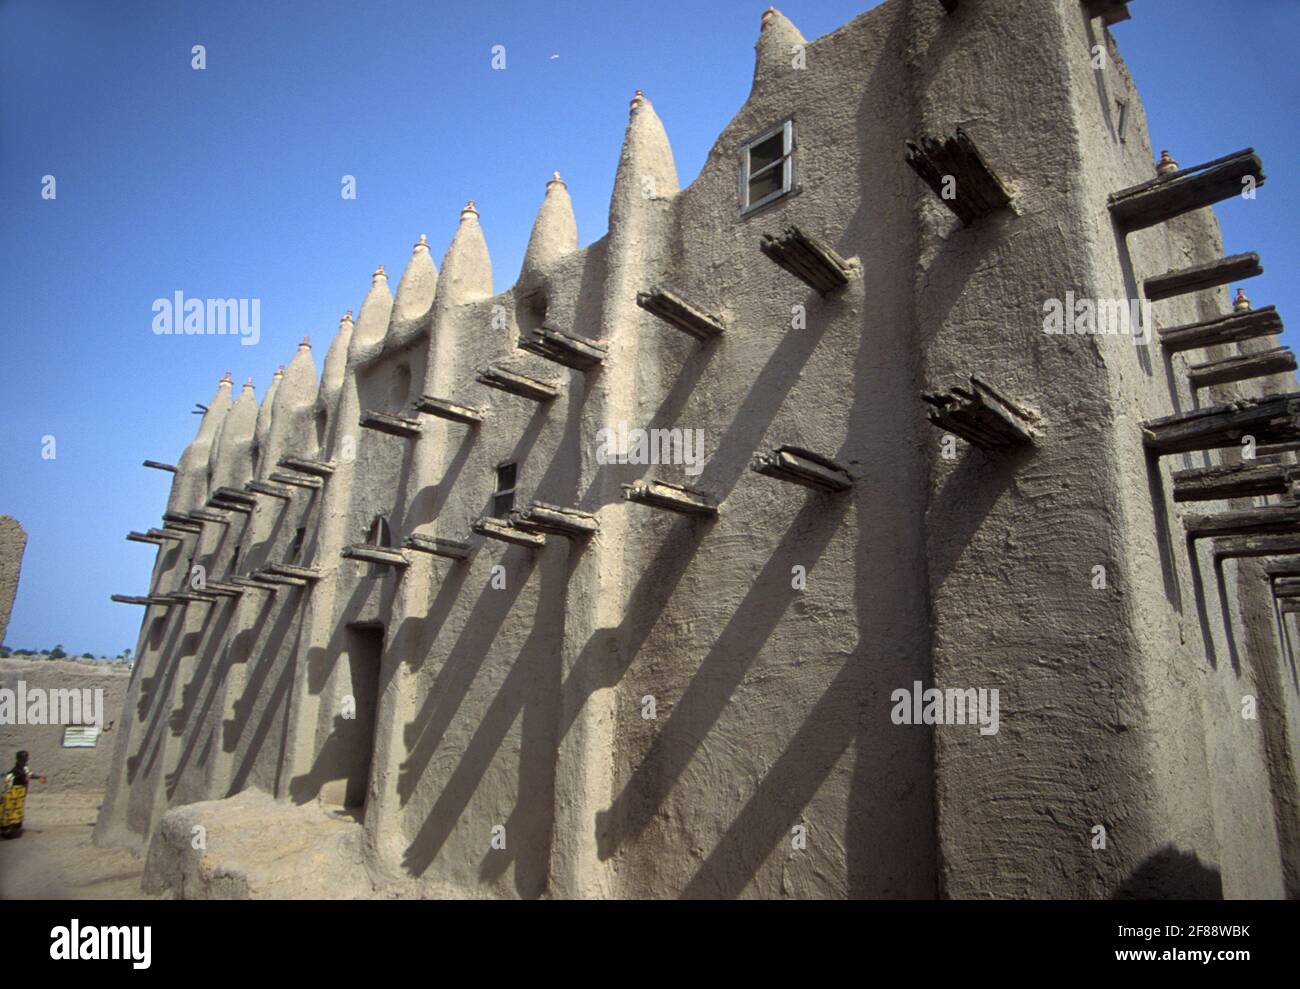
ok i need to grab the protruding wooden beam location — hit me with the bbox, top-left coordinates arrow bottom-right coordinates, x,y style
207,496 -> 254,514
111,594 -> 154,606
1187,347 -> 1296,391
162,511 -> 198,527
146,527 -> 185,543
1083,0 -> 1130,26
278,457 -> 336,478
1171,459 -> 1295,502
166,590 -> 220,604
905,129 -> 1011,226
923,376 -> 1036,450
413,396 -> 485,425
1184,505 -> 1300,540
636,287 -> 725,342
360,410 -> 422,438
472,516 -> 547,548
476,366 -> 561,403
1272,577 -> 1300,596
263,563 -> 323,582
143,460 -> 177,473
1144,252 -> 1263,302
251,568 -> 309,588
210,488 -> 258,508
227,576 -> 275,592
511,502 -> 600,539
162,519 -> 203,535
188,509 -> 232,525
1109,148 -> 1265,232
759,227 -> 857,296
243,481 -> 292,501
751,446 -> 853,492
268,471 -> 324,490
403,533 -> 471,561
1258,440 -> 1300,457
622,479 -> 719,517
1158,306 -> 1282,353
1279,599 -> 1300,615
1264,561 -> 1300,580
204,580 -> 246,597
519,323 -> 608,371
1142,393 -> 1300,456
127,531 -> 165,546
1213,534 -> 1300,562
341,544 -> 410,568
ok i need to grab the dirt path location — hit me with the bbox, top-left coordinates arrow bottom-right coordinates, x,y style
0,792 -> 154,899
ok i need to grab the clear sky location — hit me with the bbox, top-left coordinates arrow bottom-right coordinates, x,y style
1,0 -> 1296,657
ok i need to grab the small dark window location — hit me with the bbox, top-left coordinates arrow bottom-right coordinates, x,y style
230,547 -> 240,573
494,463 -> 517,518
367,515 -> 391,547
740,120 -> 794,214
290,527 -> 306,562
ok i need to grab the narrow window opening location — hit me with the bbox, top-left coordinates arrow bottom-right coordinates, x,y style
290,527 -> 306,562
494,463 -> 517,518
366,514 -> 391,547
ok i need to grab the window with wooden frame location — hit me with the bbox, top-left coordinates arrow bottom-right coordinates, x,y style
740,120 -> 795,214
493,463 -> 517,518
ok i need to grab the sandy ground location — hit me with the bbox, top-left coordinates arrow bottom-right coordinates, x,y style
0,792 -> 153,899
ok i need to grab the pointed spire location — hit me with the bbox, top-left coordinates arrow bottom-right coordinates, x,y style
1156,150 -> 1179,176
611,90 -> 679,226
209,371 -> 261,492
166,374 -> 235,513
521,172 -> 578,283
320,311 -> 356,412
348,264 -> 395,357
753,7 -> 806,89
435,200 -> 494,310
393,233 -> 439,324
259,340 -> 320,475
1234,287 -> 1252,313
254,366 -> 283,461
299,335 -> 311,349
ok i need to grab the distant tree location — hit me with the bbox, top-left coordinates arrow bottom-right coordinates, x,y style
0,645 -> 10,658
81,652 -> 94,659
14,648 -> 33,656
48,644 -> 66,660
124,647 -> 132,660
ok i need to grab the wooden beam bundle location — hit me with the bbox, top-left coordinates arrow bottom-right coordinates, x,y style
204,580 -> 247,597
413,395 -> 484,425
751,445 -> 853,492
922,376 -> 1036,450
472,516 -> 547,548
1109,148 -> 1265,232
1187,347 -> 1296,391
1183,505 -> 1300,540
1142,393 -> 1300,455
1265,563 -> 1300,581
166,590 -> 221,604
111,594 -> 155,606
1083,0 -> 1130,26
519,323 -> 608,371
146,527 -> 185,543
227,576 -> 275,592
278,457 -> 336,477
1171,459 -> 1295,502
476,366 -> 561,403
403,533 -> 471,561
1213,534 -> 1300,562
127,531 -> 165,546
905,129 -> 1011,226
242,481 -> 292,501
1272,577 -> 1300,596
1144,252 -> 1263,302
635,287 -> 725,342
142,460 -> 177,473
263,563 -> 323,582
268,471 -> 324,490
341,544 -> 410,568
188,510 -> 231,525
511,502 -> 600,539
759,226 -> 857,296
622,479 -> 719,517
360,410 -> 422,438
1158,306 -> 1282,354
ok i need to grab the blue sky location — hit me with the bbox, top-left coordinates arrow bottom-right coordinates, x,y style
1,0 -> 1296,656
